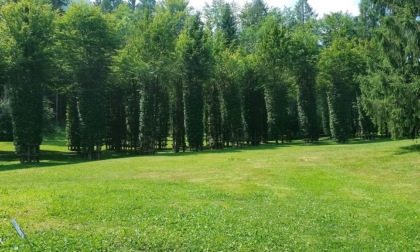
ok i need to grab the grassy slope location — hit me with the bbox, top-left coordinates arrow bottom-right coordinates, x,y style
0,139 -> 419,251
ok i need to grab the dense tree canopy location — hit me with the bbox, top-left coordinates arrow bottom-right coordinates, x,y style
58,3 -> 119,159
360,0 -> 419,138
0,0 -> 55,153
318,38 -> 366,143
0,0 -> 418,161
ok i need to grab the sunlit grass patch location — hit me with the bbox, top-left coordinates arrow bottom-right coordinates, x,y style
0,139 -> 419,250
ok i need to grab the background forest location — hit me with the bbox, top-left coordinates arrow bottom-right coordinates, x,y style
0,0 -> 419,159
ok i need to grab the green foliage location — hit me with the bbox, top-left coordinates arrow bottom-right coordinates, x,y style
220,3 -> 237,47
0,0 -> 55,153
177,14 -> 210,150
204,81 -> 222,147
204,1 -> 241,147
319,12 -> 359,47
137,0 -> 155,13
1,0 -> 418,159
0,89 -> 13,141
205,1 -> 237,49
0,14 -> 13,141
65,94 -> 80,151
240,0 -> 267,28
111,22 -> 144,152
258,18 -> 290,142
319,92 -> 330,136
293,0 -> 317,24
216,50 -> 242,144
238,0 -> 267,53
134,3 -> 186,153
361,60 -> 419,138
105,86 -> 126,150
360,0 -> 420,139
358,0 -> 381,39
42,97 -> 55,135
59,3 -> 119,159
100,0 -> 123,13
356,95 -> 375,135
290,26 -> 319,141
318,38 -> 366,143
125,83 -> 141,151
239,54 -> 267,144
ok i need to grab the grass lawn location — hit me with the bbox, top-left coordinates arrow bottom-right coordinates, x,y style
0,138 -> 419,251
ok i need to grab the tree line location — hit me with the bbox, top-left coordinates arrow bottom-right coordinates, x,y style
0,0 -> 418,160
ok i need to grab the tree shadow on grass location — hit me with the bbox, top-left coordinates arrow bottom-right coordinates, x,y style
1,137 -> 179,172
0,150 -> 16,162
395,143 -> 420,155
347,137 -> 393,145
156,141 -> 301,157
154,137 -> 391,157
0,137 -> 405,172
0,147 -> 149,172
0,150 -> 84,172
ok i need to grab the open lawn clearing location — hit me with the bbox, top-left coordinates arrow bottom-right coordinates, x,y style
0,139 -> 419,251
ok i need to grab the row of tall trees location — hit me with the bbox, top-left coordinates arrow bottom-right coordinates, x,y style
0,0 -> 418,160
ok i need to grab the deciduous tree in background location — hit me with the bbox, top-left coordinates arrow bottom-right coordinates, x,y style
1,0 -> 418,164
0,0 -> 55,155
258,18 -> 290,143
318,38 -> 366,143
177,14 -> 211,151
59,3 -> 118,159
290,26 -> 319,142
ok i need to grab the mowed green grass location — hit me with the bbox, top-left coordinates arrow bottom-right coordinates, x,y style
0,139 -> 419,251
